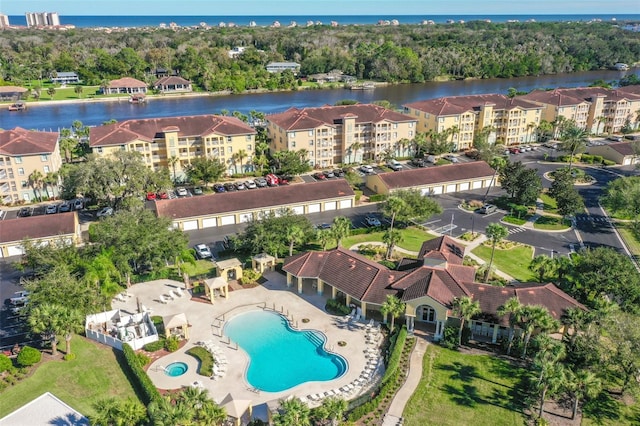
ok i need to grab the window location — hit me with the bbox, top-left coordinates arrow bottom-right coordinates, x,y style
409,122 -> 414,128
246,135 -> 252,141
291,141 -> 296,148
97,147 -> 103,154
227,136 -> 232,143
393,123 -> 398,129
21,180 -> 28,188
43,166 -> 50,173
227,147 -> 233,154
14,156 -> 23,164
409,131 -> 414,137
17,168 -> 24,176
288,132 -> 296,138
247,144 -> 252,151
308,130 -> 314,136
40,154 -> 49,161
169,138 -> 175,147
309,140 -> 314,146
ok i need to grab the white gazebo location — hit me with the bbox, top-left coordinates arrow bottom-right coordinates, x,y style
252,253 -> 276,273
204,277 -> 229,304
220,393 -> 253,426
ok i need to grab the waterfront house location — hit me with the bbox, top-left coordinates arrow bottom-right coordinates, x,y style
266,62 -> 301,74
153,76 -> 193,93
103,77 -> 148,95
50,71 -> 80,85
0,86 -> 28,102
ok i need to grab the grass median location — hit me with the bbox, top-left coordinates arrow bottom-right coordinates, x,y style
341,226 -> 436,252
471,243 -> 534,282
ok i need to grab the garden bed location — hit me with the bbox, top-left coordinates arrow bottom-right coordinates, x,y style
533,215 -> 571,231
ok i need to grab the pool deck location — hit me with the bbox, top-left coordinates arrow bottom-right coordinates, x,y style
111,271 -> 383,409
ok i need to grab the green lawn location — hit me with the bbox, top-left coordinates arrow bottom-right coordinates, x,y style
175,259 -> 217,278
539,192 -> 558,214
472,244 -> 534,282
341,227 -> 436,252
403,345 -> 527,426
533,215 -> 571,231
0,336 -> 140,418
616,223 -> 640,259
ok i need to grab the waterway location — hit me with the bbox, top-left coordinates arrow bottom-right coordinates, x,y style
2,68 -> 638,130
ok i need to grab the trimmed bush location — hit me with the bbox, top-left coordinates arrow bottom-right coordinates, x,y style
368,194 -> 386,202
143,340 -> 164,352
603,159 -> 616,166
325,299 -> 351,316
381,326 -> 407,384
0,354 -> 12,372
135,352 -> 151,366
186,346 -> 214,377
16,346 -> 41,367
350,228 -> 370,236
122,343 -> 162,404
440,325 -> 459,349
165,335 -> 179,352
63,353 -> 77,361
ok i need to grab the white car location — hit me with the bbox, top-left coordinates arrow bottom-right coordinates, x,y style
360,165 -> 374,174
10,291 -> 29,305
365,216 -> 381,227
445,155 -> 459,163
96,207 -> 114,218
45,204 -> 58,214
194,244 -> 213,259
245,180 -> 257,189
176,187 -> 188,197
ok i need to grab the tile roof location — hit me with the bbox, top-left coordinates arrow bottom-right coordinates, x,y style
513,282 -> 587,320
266,104 -> 416,131
153,76 -> 192,86
518,86 -> 640,106
0,86 -> 28,93
617,84 -> 640,96
0,212 -> 77,244
0,127 -> 59,156
108,77 -> 147,88
90,115 -> 256,147
404,93 -> 542,115
155,179 -> 355,220
417,236 -> 465,265
374,161 -> 495,191
605,141 -> 636,156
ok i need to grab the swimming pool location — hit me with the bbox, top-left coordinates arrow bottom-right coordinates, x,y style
223,310 -> 347,392
165,362 -> 188,377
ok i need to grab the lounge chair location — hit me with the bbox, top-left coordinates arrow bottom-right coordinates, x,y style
175,287 -> 184,297
159,295 -> 168,304
170,289 -> 180,299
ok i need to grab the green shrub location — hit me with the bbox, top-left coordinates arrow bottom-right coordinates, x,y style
381,326 -> 407,384
325,299 -> 351,315
122,343 -> 162,404
136,352 -> 151,366
603,159 -> 616,166
0,354 -> 12,372
143,340 -> 164,352
350,228 -> 370,236
377,260 -> 397,269
239,268 -> 261,285
63,353 -> 77,361
16,346 -> 41,367
592,155 -> 603,164
440,325 -> 459,349
558,155 -> 571,163
165,335 -> 179,352
186,346 -> 214,377
580,154 -> 593,163
368,194 -> 386,202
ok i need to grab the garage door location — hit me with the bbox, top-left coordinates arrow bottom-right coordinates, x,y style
339,199 -> 352,209
202,218 -> 217,228
458,182 -> 470,191
291,206 -> 304,214
445,184 -> 457,193
484,179 -> 492,186
240,213 -> 253,223
220,215 -> 235,226
472,180 -> 483,189
182,220 -> 198,231
432,186 -> 443,195
307,203 -> 320,213
7,245 -> 24,256
324,201 -> 336,211
623,158 -> 632,166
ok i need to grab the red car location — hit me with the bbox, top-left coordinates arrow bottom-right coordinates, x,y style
146,192 -> 157,201
265,173 -> 280,186
313,172 -> 326,180
156,192 -> 169,199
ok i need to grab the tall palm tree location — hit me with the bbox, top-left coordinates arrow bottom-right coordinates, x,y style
484,223 -> 509,283
382,228 -> 403,260
43,171 -> 59,199
57,305 -> 83,354
482,156 -> 507,202
497,297 -> 522,356
47,87 -> 56,99
285,225 -> 306,257
380,295 -> 406,332
331,216 -> 352,247
167,156 -> 179,182
349,141 -> 363,164
595,115 -> 607,135
74,85 -> 84,98
28,170 -> 44,201
566,369 -> 601,420
236,149 -> 248,173
528,255 -> 556,282
527,122 -> 536,143
517,305 -> 558,358
560,124 -> 588,170
561,307 -> 586,345
28,303 -> 61,355
273,397 -> 311,426
318,397 -> 348,426
316,229 -> 333,251
253,154 -> 269,174
537,361 -> 566,418
452,296 -> 481,346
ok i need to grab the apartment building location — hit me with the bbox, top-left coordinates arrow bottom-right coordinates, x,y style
0,14 -> 10,28
25,12 -> 60,27
517,87 -> 640,135
403,94 -> 544,149
0,128 -> 62,204
89,115 -> 256,177
266,104 -> 417,168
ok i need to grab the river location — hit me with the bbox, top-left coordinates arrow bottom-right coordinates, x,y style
2,68 -> 638,130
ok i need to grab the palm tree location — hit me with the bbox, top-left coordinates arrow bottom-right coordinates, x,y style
595,115 -> 607,135
236,149 -> 248,173
47,87 -> 56,99
482,156 -> 507,202
316,229 -> 333,250
528,255 -> 556,282
57,305 -> 83,354
452,296 -> 481,346
285,225 -> 306,257
28,170 -> 44,201
273,397 -> 311,426
537,361 -> 566,418
527,122 -> 537,143
331,216 -> 352,247
255,141 -> 269,157
552,115 -> 568,139
380,295 -> 406,332
317,397 -> 348,426
28,303 -> 61,355
497,297 -> 522,356
253,154 -> 269,174
380,196 -> 406,255
484,223 -> 509,283
59,128 -> 77,163
517,305 -> 558,358
561,306 -> 586,345
560,124 -> 588,170
396,138 -> 410,157
566,369 -> 601,420
74,85 -> 83,99
167,156 -> 179,182
43,171 -> 59,199
349,141 -> 363,164
382,228 -> 403,260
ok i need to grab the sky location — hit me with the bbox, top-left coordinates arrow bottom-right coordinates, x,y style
1,0 -> 638,16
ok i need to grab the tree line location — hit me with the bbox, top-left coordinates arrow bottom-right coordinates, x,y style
1,21 -> 639,92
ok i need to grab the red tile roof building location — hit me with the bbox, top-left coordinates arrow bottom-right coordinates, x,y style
0,212 -> 79,258
153,76 -> 193,93
283,236 -> 585,342
0,127 -> 62,204
103,77 -> 147,95
89,115 -> 256,177
266,104 -> 417,168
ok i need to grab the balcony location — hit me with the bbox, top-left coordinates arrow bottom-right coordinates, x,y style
0,183 -> 10,193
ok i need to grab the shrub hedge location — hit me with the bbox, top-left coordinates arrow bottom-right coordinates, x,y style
122,343 -> 162,405
0,354 -> 12,372
369,194 -> 386,202
186,346 -> 214,377
165,335 -> 179,352
16,346 -> 41,367
325,298 -> 351,316
143,340 -> 164,352
381,326 -> 407,384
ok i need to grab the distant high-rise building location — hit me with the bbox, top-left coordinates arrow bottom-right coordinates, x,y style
25,12 -> 60,28
0,14 -> 10,28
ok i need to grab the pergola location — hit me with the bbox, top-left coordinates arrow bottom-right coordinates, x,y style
203,277 -> 229,304
162,313 -> 190,339
252,253 -> 276,273
220,393 -> 252,426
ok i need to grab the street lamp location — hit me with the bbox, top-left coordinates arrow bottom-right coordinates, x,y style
471,215 -> 475,236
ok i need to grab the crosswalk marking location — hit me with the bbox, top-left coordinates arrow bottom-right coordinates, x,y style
576,216 -> 609,223
507,227 -> 526,235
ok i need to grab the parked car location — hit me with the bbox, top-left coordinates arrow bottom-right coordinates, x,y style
426,155 -> 436,164
157,191 -> 169,199
96,207 -> 114,218
387,159 -> 403,171
235,182 -> 247,190
213,183 -> 226,193
18,207 -> 33,217
58,202 -> 71,213
146,192 -> 157,201
508,147 -> 521,154
315,223 -> 331,230
478,204 -> 497,214
464,150 -> 480,159
624,135 -> 640,141
245,180 -> 257,189
193,187 -> 203,195
194,244 -> 213,260
224,183 -> 237,192
176,187 -> 188,197
9,290 -> 29,305
333,169 -> 346,178
265,173 -> 280,186
365,215 -> 381,227
73,199 -> 84,210
323,170 -> 335,178
411,157 -> 425,167
313,172 -> 326,180
45,204 -> 58,214
360,165 -> 374,174
608,135 -> 623,142
254,178 -> 268,188
277,175 -> 290,185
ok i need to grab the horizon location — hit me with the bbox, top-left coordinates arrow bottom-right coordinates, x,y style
1,1 -> 638,16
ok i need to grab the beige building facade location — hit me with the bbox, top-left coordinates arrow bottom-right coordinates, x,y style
89,115 -> 256,177
0,127 -> 62,204
0,212 -> 79,258
266,104 -> 418,168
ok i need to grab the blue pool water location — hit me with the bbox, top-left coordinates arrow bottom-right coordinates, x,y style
165,362 -> 188,377
223,310 -> 347,392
